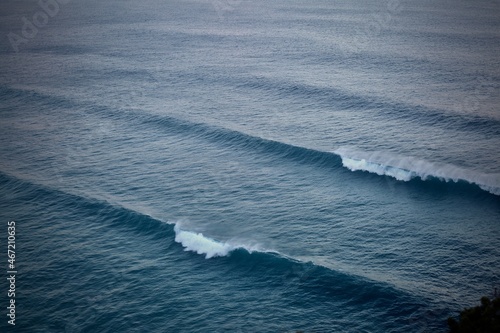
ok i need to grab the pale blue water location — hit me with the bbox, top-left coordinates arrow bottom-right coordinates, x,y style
1,0 -> 499,332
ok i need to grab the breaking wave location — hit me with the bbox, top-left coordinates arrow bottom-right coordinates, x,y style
173,223 -> 263,259
334,147 -> 500,196
173,224 -> 237,259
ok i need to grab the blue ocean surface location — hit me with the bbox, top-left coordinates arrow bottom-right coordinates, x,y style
1,0 -> 499,332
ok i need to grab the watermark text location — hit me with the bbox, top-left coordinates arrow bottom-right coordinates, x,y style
6,221 -> 16,326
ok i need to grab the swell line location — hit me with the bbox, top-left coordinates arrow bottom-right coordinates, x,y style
209,74 -> 500,136
157,70 -> 500,136
136,112 -> 500,196
3,85 -> 499,196
0,169 -> 420,306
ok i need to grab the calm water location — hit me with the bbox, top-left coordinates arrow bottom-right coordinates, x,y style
1,0 -> 499,332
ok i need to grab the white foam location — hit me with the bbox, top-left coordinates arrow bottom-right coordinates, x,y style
174,224 -> 235,259
339,157 -> 415,181
334,147 -> 500,196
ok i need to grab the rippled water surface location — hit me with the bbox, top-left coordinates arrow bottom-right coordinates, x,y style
1,0 -> 499,332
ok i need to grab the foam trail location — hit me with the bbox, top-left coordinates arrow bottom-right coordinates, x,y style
334,147 -> 500,196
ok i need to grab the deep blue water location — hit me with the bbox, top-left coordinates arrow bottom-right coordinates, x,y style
1,0 -> 499,332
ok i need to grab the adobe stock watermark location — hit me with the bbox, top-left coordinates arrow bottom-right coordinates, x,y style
6,221 -> 17,326
339,0 -> 403,56
53,116 -> 114,184
7,0 -> 72,53
209,0 -> 242,21
460,72 -> 498,114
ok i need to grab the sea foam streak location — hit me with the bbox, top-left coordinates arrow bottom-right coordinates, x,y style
334,147 -> 500,195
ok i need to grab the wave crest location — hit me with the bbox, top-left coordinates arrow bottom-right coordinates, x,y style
173,224 -> 264,259
334,147 -> 500,196
173,224 -> 236,259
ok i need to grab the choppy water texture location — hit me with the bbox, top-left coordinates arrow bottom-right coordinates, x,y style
1,0 -> 499,332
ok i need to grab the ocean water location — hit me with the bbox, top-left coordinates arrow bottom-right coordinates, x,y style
1,0 -> 499,332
